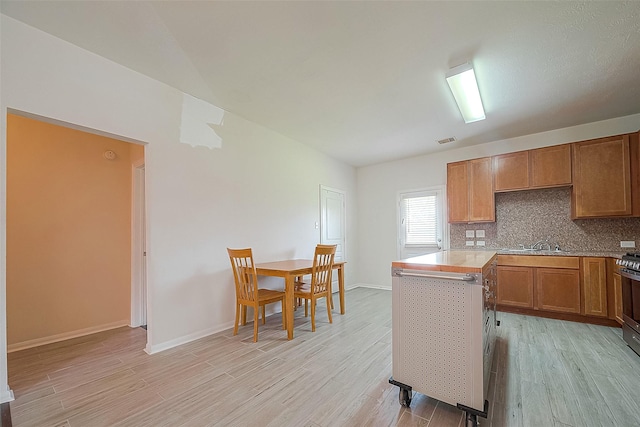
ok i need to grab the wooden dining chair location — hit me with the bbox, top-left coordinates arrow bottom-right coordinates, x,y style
294,244 -> 336,332
227,248 -> 286,342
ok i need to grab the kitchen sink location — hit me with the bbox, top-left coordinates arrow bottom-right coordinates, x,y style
500,248 -> 568,254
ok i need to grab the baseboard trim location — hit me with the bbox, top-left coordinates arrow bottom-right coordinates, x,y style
8,320 -> 130,353
0,388 -> 14,404
145,320 -> 235,355
347,283 -> 391,291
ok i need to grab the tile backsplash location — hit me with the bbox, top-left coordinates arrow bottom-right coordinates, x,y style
450,187 -> 640,252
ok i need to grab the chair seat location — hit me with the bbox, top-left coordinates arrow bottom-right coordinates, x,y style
257,288 -> 286,303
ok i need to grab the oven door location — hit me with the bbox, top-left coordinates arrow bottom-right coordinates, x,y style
621,268 -> 640,333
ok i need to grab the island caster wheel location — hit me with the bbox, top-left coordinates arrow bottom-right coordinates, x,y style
465,412 -> 478,427
399,388 -> 412,407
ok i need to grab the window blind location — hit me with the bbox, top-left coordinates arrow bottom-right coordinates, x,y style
402,194 -> 439,246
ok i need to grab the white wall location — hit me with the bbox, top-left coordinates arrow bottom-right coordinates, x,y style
356,113 -> 640,289
0,15 -> 357,401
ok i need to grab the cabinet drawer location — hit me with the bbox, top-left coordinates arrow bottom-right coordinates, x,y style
497,255 -> 579,269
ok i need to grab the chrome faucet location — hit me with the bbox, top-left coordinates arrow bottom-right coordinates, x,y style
531,239 -> 551,251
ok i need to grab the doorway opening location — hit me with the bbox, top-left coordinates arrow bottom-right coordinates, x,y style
5,111 -> 148,358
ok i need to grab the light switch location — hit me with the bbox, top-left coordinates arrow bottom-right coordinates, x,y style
475,230 -> 485,238
466,230 -> 475,238
621,241 -> 636,248
477,240 -> 486,246
466,241 -> 475,246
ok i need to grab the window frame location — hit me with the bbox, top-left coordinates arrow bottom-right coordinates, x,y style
397,186 -> 448,259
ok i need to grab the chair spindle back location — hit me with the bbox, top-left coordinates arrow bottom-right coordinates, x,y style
227,248 -> 258,303
311,244 -> 336,295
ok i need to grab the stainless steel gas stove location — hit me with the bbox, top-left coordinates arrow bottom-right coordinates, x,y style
616,253 -> 640,356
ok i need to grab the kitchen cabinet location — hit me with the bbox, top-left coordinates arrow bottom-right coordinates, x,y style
493,144 -> 572,192
606,258 -> 623,325
447,157 -> 494,223
582,257 -> 608,318
447,161 -> 469,223
536,268 -> 580,314
493,151 -> 529,191
530,144 -> 572,188
497,266 -> 533,308
613,269 -> 623,324
497,255 -> 580,315
572,134 -> 633,218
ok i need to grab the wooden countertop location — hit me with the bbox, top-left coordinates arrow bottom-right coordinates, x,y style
392,250 -> 497,274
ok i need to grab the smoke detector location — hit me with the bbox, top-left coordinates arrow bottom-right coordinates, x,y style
437,137 -> 457,145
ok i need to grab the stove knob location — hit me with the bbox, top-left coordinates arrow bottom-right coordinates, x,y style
634,261 -> 640,270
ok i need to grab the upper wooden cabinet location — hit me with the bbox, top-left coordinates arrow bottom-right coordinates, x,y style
572,134 -> 636,218
493,151 -> 529,191
447,157 -> 495,223
493,144 -> 572,192
530,144 -> 572,188
447,161 -> 469,223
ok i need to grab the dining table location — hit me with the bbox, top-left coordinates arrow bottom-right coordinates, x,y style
254,259 -> 346,340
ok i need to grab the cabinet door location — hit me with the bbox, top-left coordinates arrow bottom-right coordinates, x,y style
582,257 -> 608,317
613,273 -> 623,324
493,151 -> 529,192
447,161 -> 469,223
572,135 -> 632,218
497,266 -> 533,308
468,157 -> 495,222
530,144 -> 572,188
536,268 -> 581,314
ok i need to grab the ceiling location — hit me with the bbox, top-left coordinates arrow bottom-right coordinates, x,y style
2,1 -> 640,167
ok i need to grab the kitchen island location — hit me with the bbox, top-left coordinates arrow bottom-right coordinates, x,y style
390,250 -> 497,427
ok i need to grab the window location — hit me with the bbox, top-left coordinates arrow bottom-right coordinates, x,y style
398,188 -> 445,258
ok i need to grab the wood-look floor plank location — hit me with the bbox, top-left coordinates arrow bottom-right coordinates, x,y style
7,289 -> 640,427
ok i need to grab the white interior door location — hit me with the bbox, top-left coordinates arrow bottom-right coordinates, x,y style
320,186 -> 345,293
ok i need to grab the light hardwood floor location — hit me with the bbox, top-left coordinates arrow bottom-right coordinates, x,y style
7,288 -> 640,426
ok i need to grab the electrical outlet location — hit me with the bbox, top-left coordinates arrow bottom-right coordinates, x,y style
466,230 -> 475,238
621,241 -> 636,248
475,230 -> 485,238
466,240 -> 475,246
477,240 -> 486,246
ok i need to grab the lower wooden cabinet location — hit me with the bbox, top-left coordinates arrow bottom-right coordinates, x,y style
497,266 -> 533,308
497,255 -> 615,323
613,271 -> 623,324
582,257 -> 608,317
536,268 -> 580,314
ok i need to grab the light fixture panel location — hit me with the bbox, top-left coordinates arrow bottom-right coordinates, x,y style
446,63 -> 485,123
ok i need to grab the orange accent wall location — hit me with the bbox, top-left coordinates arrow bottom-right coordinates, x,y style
6,114 -> 144,346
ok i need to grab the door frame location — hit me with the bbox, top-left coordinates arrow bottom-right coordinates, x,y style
397,185 -> 449,259
130,159 -> 147,328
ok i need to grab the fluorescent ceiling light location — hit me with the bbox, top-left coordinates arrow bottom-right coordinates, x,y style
446,63 -> 485,123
